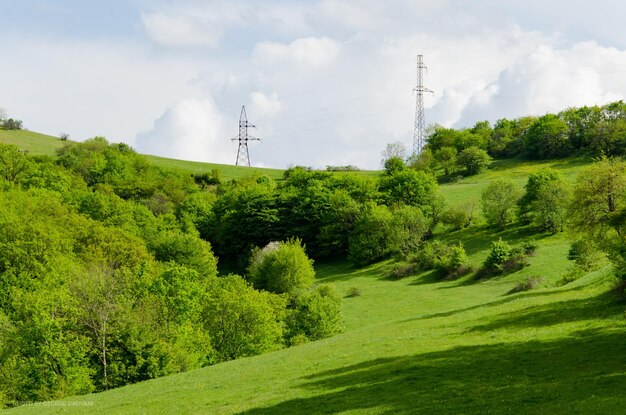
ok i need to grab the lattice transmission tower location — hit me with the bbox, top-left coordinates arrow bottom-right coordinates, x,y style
412,54 -> 433,155
231,106 -> 260,166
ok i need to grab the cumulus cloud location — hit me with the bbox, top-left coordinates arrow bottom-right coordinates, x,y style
253,37 -> 341,67
135,98 -> 233,164
141,11 -> 223,48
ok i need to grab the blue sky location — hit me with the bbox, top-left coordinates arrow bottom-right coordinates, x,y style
2,1 -> 626,168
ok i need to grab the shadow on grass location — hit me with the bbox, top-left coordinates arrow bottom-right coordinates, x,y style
469,289 -> 623,333
315,259 -> 391,283
239,328 -> 626,415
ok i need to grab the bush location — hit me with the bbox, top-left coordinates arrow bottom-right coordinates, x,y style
434,243 -> 473,280
348,204 -> 392,266
568,239 -> 603,271
247,239 -> 315,296
457,146 -> 491,175
388,262 -> 419,280
441,203 -> 477,231
479,239 -> 531,278
510,276 -> 544,293
557,266 -> 586,286
346,287 -> 362,297
1,118 -> 23,130
481,179 -> 522,227
285,285 -> 343,345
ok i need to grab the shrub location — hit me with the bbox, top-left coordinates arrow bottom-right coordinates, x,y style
510,276 -> 544,293
479,239 -> 531,278
441,203 -> 477,231
522,240 -> 538,256
388,262 -> 419,280
457,146 -> 492,175
481,179 -> 522,227
434,243 -> 473,280
247,239 -> 315,296
285,284 -> 343,344
568,239 -> 603,271
557,266 -> 586,286
348,204 -> 392,266
346,287 -> 362,297
411,240 -> 450,270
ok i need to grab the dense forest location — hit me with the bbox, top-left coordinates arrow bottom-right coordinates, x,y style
3,100 -> 626,407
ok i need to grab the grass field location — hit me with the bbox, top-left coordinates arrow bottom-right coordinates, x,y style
10,153 -> 626,414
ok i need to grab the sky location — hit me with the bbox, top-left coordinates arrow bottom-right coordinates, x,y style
3,1 -> 626,169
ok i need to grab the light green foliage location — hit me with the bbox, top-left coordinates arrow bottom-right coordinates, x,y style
388,204 -> 429,258
457,146 -> 492,175
481,178 -> 522,227
484,238 -> 512,269
248,239 -> 315,296
204,275 -> 287,361
286,285 -> 343,344
149,231 -> 218,277
433,146 -> 457,176
348,203 -> 393,266
441,202 -> 477,231
531,180 -> 570,233
518,167 -> 563,222
568,239 -> 603,271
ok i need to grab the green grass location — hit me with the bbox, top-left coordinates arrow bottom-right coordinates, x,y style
0,129 -> 69,156
6,133 -> 625,414
11,224 -> 626,414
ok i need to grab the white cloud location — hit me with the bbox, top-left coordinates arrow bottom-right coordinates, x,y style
135,98 -> 233,164
253,37 -> 341,67
141,11 -> 223,48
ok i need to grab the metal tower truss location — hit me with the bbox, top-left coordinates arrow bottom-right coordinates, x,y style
231,106 -> 260,167
413,54 -> 433,155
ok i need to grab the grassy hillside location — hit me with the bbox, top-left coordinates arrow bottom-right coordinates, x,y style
0,128 -> 382,181
11,155 -> 626,414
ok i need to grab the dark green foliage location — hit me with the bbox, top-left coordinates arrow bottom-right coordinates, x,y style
248,239 -> 316,296
523,114 -> 570,158
1,118 -> 23,130
348,204 -> 393,266
433,146 -> 457,176
456,146 -> 491,175
285,285 -> 343,345
379,168 -> 439,207
411,241 -> 472,280
530,180 -> 570,233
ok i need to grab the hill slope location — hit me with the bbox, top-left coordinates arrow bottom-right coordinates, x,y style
10,156 -> 626,414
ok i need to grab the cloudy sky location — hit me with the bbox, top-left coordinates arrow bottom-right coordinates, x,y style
2,1 -> 626,169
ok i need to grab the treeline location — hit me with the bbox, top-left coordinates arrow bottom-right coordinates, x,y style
0,139 -> 342,406
417,100 -> 626,177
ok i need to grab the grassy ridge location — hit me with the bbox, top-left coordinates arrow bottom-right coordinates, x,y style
10,155 -> 626,414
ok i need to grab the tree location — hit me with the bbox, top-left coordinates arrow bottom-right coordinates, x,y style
203,275 -> 286,361
381,142 -> 407,166
531,180 -> 570,233
433,146 -> 457,176
348,203 -> 393,266
481,179 -> 522,227
457,146 -> 491,175
247,239 -> 315,296
285,285 -> 343,344
388,205 -> 429,257
523,114 -> 570,158
518,168 -> 563,223
379,169 -> 439,207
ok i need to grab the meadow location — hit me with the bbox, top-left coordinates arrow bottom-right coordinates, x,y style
6,132 -> 625,414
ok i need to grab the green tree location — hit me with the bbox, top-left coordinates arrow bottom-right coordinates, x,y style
203,275 -> 287,361
457,146 -> 491,175
388,204 -> 429,257
379,169 -> 439,207
248,239 -> 315,296
518,168 -> 563,223
531,181 -> 570,233
285,285 -> 343,344
433,146 -> 457,176
481,179 -> 522,227
523,114 -> 570,158
348,203 -> 393,266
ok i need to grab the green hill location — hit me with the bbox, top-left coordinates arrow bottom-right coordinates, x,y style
10,154 -> 626,415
